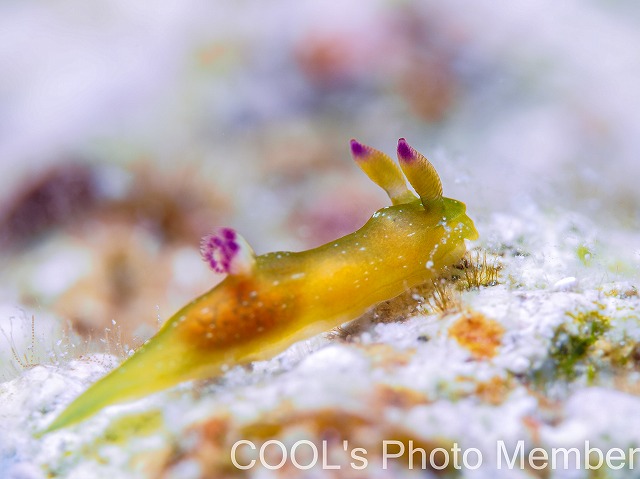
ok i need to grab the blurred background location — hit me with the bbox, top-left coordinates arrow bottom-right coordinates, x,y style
1,0 -> 639,365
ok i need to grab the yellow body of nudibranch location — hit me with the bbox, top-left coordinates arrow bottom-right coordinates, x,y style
43,138 -> 478,433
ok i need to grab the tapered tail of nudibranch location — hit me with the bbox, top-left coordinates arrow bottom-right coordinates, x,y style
42,137 -> 477,435
41,327 -> 201,434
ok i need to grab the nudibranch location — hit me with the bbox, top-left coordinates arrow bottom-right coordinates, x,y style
43,138 -> 478,433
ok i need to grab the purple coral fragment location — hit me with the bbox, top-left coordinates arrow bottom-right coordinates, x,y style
397,138 -> 415,162
201,227 -> 239,274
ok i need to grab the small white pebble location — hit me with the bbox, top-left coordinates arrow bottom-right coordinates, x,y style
6,462 -> 44,479
507,356 -> 531,374
165,460 -> 202,479
553,276 -> 578,291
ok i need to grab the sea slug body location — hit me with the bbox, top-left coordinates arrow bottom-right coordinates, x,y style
43,138 -> 478,433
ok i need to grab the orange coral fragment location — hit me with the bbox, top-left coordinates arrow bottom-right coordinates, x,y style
449,312 -> 504,359
475,376 -> 512,405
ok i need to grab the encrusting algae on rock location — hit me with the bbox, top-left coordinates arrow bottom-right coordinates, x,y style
449,311 -> 504,360
42,138 -> 478,434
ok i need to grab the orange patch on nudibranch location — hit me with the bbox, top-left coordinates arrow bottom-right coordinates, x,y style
449,311 -> 504,359
181,279 -> 294,349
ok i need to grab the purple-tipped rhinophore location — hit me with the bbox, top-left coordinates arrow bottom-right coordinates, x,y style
397,138 -> 415,162
201,227 -> 239,274
350,139 -> 368,159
